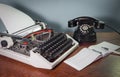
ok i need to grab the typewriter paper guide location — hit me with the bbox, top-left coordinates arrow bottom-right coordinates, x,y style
0,4 -> 35,34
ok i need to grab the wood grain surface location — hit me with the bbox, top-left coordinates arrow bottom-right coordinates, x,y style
0,32 -> 120,77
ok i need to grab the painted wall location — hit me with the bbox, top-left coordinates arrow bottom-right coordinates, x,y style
0,0 -> 120,33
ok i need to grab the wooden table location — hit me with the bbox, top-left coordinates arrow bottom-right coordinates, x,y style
0,32 -> 120,77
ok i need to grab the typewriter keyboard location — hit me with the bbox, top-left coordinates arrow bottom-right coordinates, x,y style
34,33 -> 74,62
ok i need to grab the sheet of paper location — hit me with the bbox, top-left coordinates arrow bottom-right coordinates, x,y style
0,4 -> 35,34
88,45 -> 111,57
97,41 -> 120,51
89,41 -> 120,57
64,48 -> 100,71
64,41 -> 120,71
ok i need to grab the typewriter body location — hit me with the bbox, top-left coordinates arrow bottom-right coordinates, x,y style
0,4 -> 79,69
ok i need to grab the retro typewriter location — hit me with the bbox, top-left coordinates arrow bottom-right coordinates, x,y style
0,4 -> 79,69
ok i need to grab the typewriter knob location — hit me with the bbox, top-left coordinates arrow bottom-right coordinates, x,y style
1,40 -> 8,47
0,36 -> 14,48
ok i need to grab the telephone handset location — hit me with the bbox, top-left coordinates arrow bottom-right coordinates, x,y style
68,16 -> 105,43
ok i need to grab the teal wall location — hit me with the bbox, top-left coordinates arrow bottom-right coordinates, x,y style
0,0 -> 120,32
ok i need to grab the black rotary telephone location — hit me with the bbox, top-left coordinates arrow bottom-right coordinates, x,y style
68,16 -> 105,43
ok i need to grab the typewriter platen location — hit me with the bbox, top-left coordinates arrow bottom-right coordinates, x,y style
0,4 -> 79,69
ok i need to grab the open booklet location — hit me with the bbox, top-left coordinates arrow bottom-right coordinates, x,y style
64,41 -> 120,71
